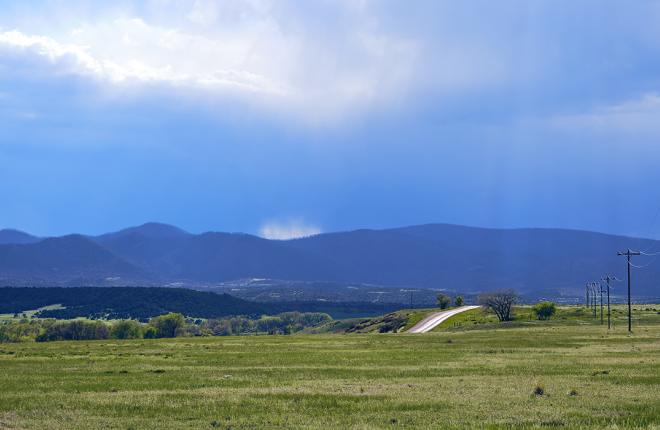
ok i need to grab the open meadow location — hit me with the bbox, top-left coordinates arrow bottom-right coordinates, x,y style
1,307 -> 659,429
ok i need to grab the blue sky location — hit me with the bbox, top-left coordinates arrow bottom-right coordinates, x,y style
1,0 -> 660,239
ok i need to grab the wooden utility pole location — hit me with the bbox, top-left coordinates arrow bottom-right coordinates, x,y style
617,249 -> 641,332
602,275 -> 618,330
591,282 -> 598,318
585,283 -> 590,308
598,282 -> 604,324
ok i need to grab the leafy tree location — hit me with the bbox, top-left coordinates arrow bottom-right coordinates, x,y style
143,326 -> 158,339
257,316 -> 283,335
478,290 -> 517,321
0,320 -> 43,342
532,301 -> 557,320
436,293 -> 451,309
148,313 -> 186,338
36,320 -> 110,342
455,296 -> 464,307
111,320 -> 143,339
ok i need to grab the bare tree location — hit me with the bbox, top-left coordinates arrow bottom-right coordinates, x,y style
478,290 -> 517,321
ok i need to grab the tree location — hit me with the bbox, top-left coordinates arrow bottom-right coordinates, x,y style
143,326 -> 158,339
36,320 -> 109,342
436,293 -> 451,309
455,296 -> 464,307
149,313 -> 186,338
111,320 -> 143,339
478,290 -> 517,321
532,301 -> 557,320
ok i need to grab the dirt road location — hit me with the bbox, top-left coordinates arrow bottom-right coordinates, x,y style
407,305 -> 480,333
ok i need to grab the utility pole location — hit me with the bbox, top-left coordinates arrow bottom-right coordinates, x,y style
602,275 -> 618,330
585,283 -> 591,309
598,282 -> 604,324
591,282 -> 597,318
617,249 -> 641,332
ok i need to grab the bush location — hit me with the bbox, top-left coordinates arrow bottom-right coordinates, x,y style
533,384 -> 545,396
143,326 -> 158,339
0,320 -> 44,343
36,320 -> 110,342
148,313 -> 186,338
455,296 -> 464,307
436,293 -> 451,309
111,320 -> 143,339
532,302 -> 557,320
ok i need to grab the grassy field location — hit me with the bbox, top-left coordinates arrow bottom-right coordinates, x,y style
1,308 -> 659,429
0,305 -> 65,322
433,305 -> 660,332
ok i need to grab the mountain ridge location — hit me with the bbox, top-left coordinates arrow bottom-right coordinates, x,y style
0,222 -> 658,297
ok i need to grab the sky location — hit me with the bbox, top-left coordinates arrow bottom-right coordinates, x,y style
1,0 -> 660,239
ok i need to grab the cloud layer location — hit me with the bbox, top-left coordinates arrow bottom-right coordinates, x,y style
2,1 -> 660,238
259,220 -> 321,240
3,1 -> 660,126
0,1 -> 424,122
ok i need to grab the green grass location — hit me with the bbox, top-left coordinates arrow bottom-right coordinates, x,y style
305,308 -> 435,334
401,307 -> 438,331
0,304 -> 64,321
1,308 -> 659,429
433,305 -> 660,332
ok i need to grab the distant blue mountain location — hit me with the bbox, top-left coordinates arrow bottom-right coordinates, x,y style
0,229 -> 41,245
0,234 -> 144,284
0,223 -> 658,297
94,222 -> 191,241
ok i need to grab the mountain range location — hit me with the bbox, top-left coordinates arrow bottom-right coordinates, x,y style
0,222 -> 658,297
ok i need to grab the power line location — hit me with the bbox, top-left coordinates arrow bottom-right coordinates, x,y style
639,202 -> 660,254
628,257 -> 656,269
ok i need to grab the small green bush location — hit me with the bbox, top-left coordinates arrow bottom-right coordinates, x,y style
533,384 -> 545,396
532,302 -> 557,320
143,326 -> 158,339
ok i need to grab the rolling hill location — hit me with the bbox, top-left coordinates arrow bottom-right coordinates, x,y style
0,222 -> 658,298
0,287 -> 268,319
0,229 -> 40,245
0,235 -> 146,284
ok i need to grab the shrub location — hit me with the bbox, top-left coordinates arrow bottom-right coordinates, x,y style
36,320 -> 110,342
532,301 -> 557,320
533,384 -> 545,396
0,320 -> 44,343
148,313 -> 186,338
378,315 -> 406,333
436,293 -> 451,309
455,296 -> 464,307
111,320 -> 143,339
143,326 -> 158,339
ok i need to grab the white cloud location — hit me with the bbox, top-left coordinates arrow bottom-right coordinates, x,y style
551,93 -> 660,136
0,26 -> 287,95
0,1 -> 423,122
259,220 -> 321,240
